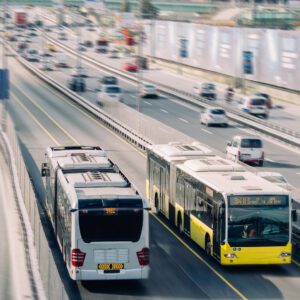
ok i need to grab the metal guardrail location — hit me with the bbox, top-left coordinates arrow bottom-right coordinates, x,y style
7,44 -> 152,152
42,30 -> 300,148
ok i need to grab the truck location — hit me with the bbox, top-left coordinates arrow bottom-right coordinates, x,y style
14,10 -> 27,27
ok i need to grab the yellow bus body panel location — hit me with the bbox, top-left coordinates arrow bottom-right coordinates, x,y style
220,242 -> 292,265
190,214 -> 213,252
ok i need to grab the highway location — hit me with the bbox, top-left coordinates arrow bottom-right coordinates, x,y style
13,27 -> 300,197
4,29 -> 300,300
40,11 -> 300,134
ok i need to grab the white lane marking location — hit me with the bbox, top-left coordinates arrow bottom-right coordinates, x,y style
201,128 -> 213,135
160,109 -> 169,114
144,101 -> 152,106
170,98 -> 201,112
265,158 -> 275,162
158,127 -> 169,133
179,118 -> 189,124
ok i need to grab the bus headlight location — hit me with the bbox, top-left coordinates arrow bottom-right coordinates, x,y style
224,253 -> 237,259
279,252 -> 291,258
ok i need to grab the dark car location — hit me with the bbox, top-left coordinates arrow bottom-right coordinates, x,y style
17,42 -> 28,52
135,56 -> 148,70
100,76 -> 118,86
8,35 -> 18,42
84,40 -> 93,47
254,93 -> 272,109
68,76 -> 86,92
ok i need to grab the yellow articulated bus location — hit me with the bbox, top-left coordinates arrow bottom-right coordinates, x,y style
147,142 -> 294,265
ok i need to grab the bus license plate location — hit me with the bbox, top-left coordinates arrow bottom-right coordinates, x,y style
98,263 -> 124,270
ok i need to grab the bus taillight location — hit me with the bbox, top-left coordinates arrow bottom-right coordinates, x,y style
71,248 -> 86,267
136,247 -> 150,266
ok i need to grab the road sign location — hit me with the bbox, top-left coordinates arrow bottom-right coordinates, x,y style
0,69 -> 9,100
179,38 -> 188,58
243,51 -> 253,75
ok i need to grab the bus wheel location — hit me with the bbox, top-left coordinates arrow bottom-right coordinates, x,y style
205,236 -> 211,257
154,194 -> 159,210
177,214 -> 184,235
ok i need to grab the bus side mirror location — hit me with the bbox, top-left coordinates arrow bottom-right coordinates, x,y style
41,163 -> 49,177
292,210 -> 297,222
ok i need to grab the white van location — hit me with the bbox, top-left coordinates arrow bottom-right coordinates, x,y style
226,135 -> 264,166
240,96 -> 269,119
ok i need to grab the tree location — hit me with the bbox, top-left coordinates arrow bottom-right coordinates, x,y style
141,0 -> 159,19
121,0 -> 131,12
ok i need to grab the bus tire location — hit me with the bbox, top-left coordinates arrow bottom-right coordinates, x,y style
154,194 -> 159,210
205,235 -> 211,257
177,213 -> 184,235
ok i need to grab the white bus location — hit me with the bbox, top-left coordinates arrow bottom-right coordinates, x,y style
41,146 -> 150,280
147,143 -> 294,265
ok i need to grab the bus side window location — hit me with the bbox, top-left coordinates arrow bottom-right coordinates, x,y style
176,177 -> 184,207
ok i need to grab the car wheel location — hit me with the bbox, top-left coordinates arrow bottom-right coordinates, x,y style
258,160 -> 264,167
223,123 -> 228,128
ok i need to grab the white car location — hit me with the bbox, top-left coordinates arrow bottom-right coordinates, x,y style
240,96 -> 269,119
257,172 -> 293,191
140,83 -> 158,98
40,59 -> 54,71
54,54 -> 68,68
98,85 -> 123,106
226,135 -> 264,166
200,107 -> 228,127
24,49 -> 39,61
71,66 -> 87,78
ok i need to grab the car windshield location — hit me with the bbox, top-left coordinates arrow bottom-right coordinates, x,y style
103,77 -> 117,85
240,139 -> 262,148
256,93 -> 269,99
263,176 -> 287,184
29,49 -> 38,54
203,83 -> 215,90
228,195 -> 289,246
106,86 -> 121,93
145,84 -> 154,88
211,109 -> 225,115
251,98 -> 266,106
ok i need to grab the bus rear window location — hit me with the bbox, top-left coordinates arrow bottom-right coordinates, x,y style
78,199 -> 143,243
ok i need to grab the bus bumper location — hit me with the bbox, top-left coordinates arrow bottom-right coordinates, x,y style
71,266 -> 150,280
220,243 -> 292,265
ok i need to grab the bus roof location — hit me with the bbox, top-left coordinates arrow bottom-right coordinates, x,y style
178,156 -> 289,195
148,142 -> 213,163
46,146 -> 111,170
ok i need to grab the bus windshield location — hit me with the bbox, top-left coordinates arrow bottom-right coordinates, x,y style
227,195 -> 289,247
78,198 -> 143,243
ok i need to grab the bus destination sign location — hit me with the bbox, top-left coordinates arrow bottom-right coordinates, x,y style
229,195 -> 287,206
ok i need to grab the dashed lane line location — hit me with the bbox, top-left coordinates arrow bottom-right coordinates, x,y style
201,128 -> 213,135
179,118 -> 189,124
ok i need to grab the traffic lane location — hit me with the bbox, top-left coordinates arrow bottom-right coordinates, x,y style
120,93 -> 300,190
9,66 -> 244,299
49,30 -> 300,133
17,44 -> 300,192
